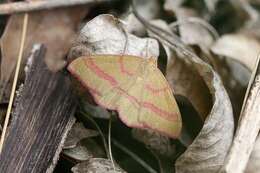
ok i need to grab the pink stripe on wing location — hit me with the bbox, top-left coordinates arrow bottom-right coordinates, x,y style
85,58 -> 118,86
119,56 -> 134,76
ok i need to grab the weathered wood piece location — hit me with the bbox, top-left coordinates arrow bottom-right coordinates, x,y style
222,57 -> 260,173
0,0 -> 111,15
0,44 -> 77,173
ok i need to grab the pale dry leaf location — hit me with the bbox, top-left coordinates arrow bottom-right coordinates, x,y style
174,7 -> 215,51
63,122 -> 99,149
169,10 -> 247,119
71,158 -> 127,173
163,0 -> 184,13
68,14 -> 159,60
122,0 -> 161,36
211,33 -> 260,71
169,9 -> 221,74
63,144 -> 92,162
0,7 -> 88,102
245,136 -> 260,173
144,20 -> 234,173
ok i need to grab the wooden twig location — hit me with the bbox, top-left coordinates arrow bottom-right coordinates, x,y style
222,57 -> 260,173
0,13 -> 28,154
0,44 -> 77,173
0,0 -> 110,15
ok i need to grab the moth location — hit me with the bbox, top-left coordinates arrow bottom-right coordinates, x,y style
68,55 -> 182,138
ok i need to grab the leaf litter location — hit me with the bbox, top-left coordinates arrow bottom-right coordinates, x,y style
1,0 -> 260,172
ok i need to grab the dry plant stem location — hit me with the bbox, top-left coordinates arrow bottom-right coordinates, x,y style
108,117 -> 116,172
222,57 -> 260,173
0,13 -> 28,154
0,0 -> 110,15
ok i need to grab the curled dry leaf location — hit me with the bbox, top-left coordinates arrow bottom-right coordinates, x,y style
150,20 -> 212,120
63,122 -> 99,149
245,136 -> 260,173
171,42 -> 233,173
169,8 -> 222,72
211,33 -> 260,71
0,7 -> 88,102
63,139 -> 105,162
71,158 -> 126,173
166,50 -> 212,120
141,18 -> 234,172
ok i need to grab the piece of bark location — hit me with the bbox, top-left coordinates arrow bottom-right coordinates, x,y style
0,0 -> 110,15
245,135 -> 260,173
0,44 -> 77,173
222,57 -> 260,173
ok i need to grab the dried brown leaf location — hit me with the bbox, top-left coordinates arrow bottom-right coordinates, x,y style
0,7 -> 87,102
173,44 -> 234,173
142,19 -> 234,173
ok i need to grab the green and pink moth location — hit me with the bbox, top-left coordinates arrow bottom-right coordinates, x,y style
68,55 -> 182,138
